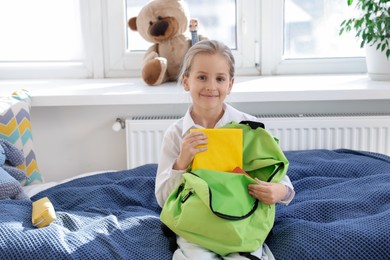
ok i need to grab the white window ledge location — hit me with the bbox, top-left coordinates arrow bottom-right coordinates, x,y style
0,74 -> 390,107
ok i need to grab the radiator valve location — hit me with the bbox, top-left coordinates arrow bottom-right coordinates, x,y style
112,118 -> 125,132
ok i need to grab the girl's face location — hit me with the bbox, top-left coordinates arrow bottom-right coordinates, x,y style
183,53 -> 233,114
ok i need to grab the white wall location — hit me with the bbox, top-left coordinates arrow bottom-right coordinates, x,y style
30,104 -> 188,182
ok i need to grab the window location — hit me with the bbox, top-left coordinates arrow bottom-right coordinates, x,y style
0,0 -> 367,80
0,1 -> 83,61
284,0 -> 364,59
0,0 -> 92,79
261,0 -> 366,75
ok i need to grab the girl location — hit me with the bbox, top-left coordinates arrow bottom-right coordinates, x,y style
155,40 -> 295,260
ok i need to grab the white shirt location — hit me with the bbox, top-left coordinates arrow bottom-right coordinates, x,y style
155,103 -> 295,207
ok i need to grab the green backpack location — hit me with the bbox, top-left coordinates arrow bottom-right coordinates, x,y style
160,121 -> 289,256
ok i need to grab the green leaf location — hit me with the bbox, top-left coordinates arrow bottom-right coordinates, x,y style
339,0 -> 390,57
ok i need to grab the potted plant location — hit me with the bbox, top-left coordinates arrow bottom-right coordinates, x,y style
339,0 -> 390,80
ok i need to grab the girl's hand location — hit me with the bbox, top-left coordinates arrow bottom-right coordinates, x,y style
248,179 -> 287,205
173,131 -> 208,170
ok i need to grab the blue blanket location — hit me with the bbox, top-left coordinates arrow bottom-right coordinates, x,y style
266,149 -> 390,260
0,150 -> 389,259
0,164 -> 172,260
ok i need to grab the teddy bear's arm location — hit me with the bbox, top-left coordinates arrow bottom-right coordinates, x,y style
144,44 -> 160,63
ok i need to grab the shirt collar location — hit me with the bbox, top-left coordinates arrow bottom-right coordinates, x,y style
181,103 -> 232,136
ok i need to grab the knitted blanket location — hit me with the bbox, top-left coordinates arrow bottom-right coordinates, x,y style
0,164 -> 172,260
267,149 -> 390,260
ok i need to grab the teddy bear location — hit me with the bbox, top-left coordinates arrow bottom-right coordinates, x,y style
128,0 -> 207,86
0,139 -> 29,200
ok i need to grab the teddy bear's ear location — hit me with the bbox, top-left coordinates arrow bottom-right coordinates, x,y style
128,17 -> 138,31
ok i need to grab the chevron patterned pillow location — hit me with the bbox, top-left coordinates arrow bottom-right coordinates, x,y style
0,90 -> 43,185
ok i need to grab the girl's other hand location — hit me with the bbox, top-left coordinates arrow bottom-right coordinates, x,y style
248,179 -> 287,205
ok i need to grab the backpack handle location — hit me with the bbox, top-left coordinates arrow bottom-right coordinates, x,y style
239,120 -> 265,130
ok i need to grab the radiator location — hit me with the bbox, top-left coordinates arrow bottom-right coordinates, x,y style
126,116 -> 180,169
125,113 -> 390,169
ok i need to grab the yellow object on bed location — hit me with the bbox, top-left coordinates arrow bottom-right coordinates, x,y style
32,197 -> 56,228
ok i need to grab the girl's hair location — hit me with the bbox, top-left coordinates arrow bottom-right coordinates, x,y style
177,40 -> 235,85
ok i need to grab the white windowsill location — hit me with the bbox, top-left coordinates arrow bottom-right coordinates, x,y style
0,74 -> 389,107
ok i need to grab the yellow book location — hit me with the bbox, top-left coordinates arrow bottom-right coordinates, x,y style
190,128 -> 243,172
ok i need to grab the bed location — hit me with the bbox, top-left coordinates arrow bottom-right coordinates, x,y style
0,148 -> 389,259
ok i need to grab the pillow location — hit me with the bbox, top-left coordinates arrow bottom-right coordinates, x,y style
0,90 -> 43,185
